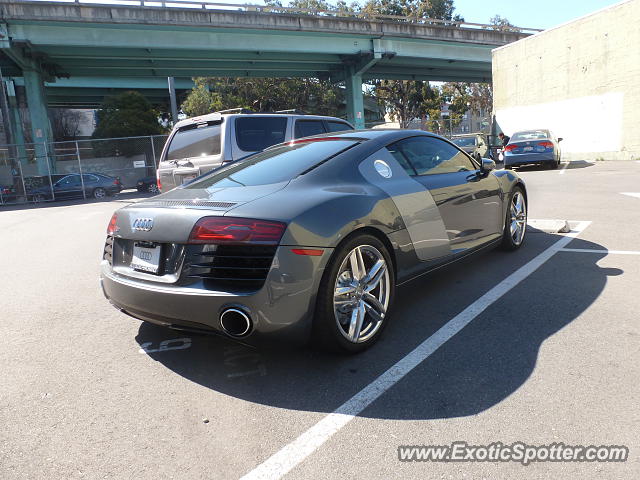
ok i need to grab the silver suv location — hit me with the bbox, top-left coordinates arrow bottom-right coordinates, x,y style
157,111 -> 354,192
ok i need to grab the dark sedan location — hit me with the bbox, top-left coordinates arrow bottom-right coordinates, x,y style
504,129 -> 563,169
101,130 -> 528,353
32,173 -> 122,201
136,176 -> 160,194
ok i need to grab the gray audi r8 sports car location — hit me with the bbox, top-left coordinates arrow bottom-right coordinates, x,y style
100,130 -> 528,353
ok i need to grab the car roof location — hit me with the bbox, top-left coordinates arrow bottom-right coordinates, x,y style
174,112 -> 353,130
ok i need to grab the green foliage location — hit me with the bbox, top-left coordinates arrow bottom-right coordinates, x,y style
488,15 -> 521,32
374,80 -> 438,128
181,77 -> 343,118
92,91 -> 163,157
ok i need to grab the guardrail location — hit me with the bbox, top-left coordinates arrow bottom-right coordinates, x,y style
17,0 -> 543,33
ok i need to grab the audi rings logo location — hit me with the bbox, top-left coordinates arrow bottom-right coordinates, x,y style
132,217 -> 154,232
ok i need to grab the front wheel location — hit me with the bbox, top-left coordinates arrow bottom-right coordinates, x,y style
313,234 -> 395,353
147,183 -> 159,194
500,187 -> 527,251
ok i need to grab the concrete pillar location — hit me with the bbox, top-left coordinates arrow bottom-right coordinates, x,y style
23,69 -> 53,174
5,79 -> 27,165
344,66 -> 365,129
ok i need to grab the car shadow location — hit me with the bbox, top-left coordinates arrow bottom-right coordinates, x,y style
510,160 -> 595,173
135,231 -> 618,420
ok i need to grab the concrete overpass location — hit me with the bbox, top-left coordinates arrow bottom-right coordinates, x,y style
0,0 -> 535,170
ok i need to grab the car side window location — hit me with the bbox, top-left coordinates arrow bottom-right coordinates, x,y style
390,137 -> 476,176
326,121 -> 352,133
385,145 -> 416,176
294,120 -> 326,138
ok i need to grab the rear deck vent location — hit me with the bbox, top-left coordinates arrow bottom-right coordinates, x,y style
139,200 -> 237,209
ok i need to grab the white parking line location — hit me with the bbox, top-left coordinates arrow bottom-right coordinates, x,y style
561,248 -> 640,255
620,192 -> 640,199
559,162 -> 569,174
240,221 -> 592,480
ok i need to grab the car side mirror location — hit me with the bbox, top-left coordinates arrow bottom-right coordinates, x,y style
480,158 -> 496,173
558,137 -> 563,142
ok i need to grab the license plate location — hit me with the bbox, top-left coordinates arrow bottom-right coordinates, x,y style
523,146 -> 533,152
131,243 -> 161,273
180,174 -> 197,184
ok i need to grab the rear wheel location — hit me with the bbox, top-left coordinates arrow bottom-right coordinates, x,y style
548,160 -> 558,169
313,234 -> 395,353
148,183 -> 159,194
93,187 -> 106,199
500,187 -> 527,251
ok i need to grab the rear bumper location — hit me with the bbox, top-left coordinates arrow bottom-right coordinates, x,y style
100,246 -> 333,346
504,152 -> 555,166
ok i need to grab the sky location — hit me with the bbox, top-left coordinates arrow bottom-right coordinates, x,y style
432,0 -> 623,30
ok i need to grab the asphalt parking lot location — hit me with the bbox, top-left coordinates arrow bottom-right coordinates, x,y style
1,160 -> 639,479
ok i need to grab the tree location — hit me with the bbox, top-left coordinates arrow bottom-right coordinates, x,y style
93,91 -> 163,139
374,80 -> 439,128
51,109 -> 82,141
92,91 -> 164,157
488,15 -> 521,32
181,77 -> 343,118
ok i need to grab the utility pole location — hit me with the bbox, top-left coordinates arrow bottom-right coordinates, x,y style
168,77 -> 178,126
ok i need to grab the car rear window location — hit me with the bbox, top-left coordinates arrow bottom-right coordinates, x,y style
511,130 -> 550,141
235,117 -> 288,152
166,122 -> 222,160
185,139 -> 357,189
451,137 -> 476,147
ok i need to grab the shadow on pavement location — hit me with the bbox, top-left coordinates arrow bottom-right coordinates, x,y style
135,232 -> 620,420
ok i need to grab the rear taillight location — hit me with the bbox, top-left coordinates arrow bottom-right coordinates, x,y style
539,141 -> 554,148
504,144 -> 518,152
107,213 -> 118,235
156,170 -> 162,191
188,217 -> 286,245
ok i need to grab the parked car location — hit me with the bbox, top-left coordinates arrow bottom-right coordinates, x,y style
101,130 -> 527,353
156,110 -> 354,192
503,129 -> 562,169
31,173 -> 122,201
136,176 -> 159,194
451,132 -> 489,160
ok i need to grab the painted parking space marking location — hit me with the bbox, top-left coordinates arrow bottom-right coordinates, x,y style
559,162 -> 569,174
620,192 -> 640,199
561,248 -> 640,255
139,337 -> 192,354
240,221 -> 592,480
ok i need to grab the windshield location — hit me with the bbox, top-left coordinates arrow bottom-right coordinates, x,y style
511,130 -> 550,141
451,137 -> 476,147
185,139 -> 357,189
166,122 -> 222,160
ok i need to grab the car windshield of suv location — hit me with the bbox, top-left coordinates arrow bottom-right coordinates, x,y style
452,137 -> 476,147
186,139 -> 358,189
235,117 -> 288,152
166,122 -> 222,160
511,130 -> 550,141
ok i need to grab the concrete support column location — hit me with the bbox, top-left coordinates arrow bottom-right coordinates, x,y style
344,66 -> 365,129
23,69 -> 53,174
5,79 -> 27,164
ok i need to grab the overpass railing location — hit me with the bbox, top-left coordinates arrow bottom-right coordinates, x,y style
17,0 -> 543,33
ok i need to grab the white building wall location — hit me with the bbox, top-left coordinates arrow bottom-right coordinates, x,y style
492,0 -> 640,161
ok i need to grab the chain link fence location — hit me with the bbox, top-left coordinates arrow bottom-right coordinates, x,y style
0,134 -> 168,206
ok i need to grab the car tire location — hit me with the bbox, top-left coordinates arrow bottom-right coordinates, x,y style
500,187 -> 527,251
148,183 -> 159,194
313,233 -> 395,353
93,187 -> 106,199
549,160 -> 558,170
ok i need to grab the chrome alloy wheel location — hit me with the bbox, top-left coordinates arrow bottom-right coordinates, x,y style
333,245 -> 391,343
510,191 -> 527,245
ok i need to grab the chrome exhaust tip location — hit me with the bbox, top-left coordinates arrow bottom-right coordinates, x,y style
219,308 -> 252,337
